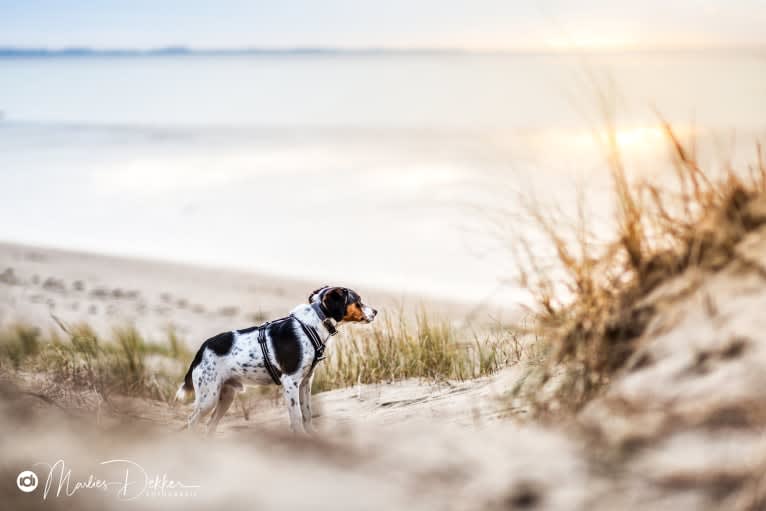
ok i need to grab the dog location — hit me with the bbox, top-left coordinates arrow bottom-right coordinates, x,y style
175,286 -> 377,434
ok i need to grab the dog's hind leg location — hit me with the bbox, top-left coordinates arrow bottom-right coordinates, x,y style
206,383 -> 237,436
280,375 -> 305,434
187,380 -> 221,431
186,354 -> 223,431
237,393 -> 250,420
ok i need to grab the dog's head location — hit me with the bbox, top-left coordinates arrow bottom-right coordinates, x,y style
308,286 -> 377,323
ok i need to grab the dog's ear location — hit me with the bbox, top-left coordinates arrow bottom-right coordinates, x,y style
322,287 -> 348,322
309,285 -> 330,303
308,286 -> 325,303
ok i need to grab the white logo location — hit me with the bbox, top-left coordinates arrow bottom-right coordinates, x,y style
34,459 -> 199,500
17,470 -> 38,492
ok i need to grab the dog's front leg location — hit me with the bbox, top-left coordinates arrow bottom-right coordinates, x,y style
280,375 -> 305,434
299,374 -> 316,434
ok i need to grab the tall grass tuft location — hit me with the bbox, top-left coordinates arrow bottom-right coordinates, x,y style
0,322 -> 189,402
313,312 -> 518,392
0,324 -> 42,369
515,124 -> 766,413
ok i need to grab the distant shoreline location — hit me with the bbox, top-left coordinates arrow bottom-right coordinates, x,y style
1,45 -> 764,59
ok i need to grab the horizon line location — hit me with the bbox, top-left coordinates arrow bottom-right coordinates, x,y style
0,44 -> 764,58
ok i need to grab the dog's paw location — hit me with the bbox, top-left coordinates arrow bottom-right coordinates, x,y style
289,425 -> 307,435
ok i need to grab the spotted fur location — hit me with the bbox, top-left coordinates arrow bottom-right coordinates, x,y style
176,286 -> 377,435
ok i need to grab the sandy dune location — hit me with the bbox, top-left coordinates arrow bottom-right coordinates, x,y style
0,241 -> 489,346
5,224 -> 766,510
2,366 -> 584,511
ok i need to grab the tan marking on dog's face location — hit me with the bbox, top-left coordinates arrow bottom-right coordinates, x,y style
343,302 -> 366,322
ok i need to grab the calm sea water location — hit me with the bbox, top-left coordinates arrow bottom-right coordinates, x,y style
0,53 -> 764,306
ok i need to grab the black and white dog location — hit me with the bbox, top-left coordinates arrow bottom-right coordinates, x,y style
175,286 -> 377,434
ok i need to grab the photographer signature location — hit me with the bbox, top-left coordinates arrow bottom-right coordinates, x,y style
33,459 -> 200,500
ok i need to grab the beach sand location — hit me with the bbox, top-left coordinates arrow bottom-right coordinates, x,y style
0,241 -> 488,346
5,222 -> 766,510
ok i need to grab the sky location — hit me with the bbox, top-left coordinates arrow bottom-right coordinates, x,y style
0,0 -> 764,51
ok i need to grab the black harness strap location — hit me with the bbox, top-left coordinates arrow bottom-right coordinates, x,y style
292,315 -> 327,371
258,325 -> 283,385
255,307 -> 336,385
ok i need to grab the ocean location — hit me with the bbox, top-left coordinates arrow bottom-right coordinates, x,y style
0,52 -> 764,305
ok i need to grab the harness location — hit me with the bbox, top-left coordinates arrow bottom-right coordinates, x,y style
256,304 -> 337,385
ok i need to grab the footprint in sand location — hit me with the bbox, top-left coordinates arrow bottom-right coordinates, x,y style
219,306 -> 239,317
90,287 -> 110,299
0,268 -> 19,285
42,277 -> 66,293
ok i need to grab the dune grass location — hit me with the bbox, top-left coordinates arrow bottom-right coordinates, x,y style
514,123 -> 766,413
0,311 -> 520,404
312,312 -> 519,392
0,322 -> 191,402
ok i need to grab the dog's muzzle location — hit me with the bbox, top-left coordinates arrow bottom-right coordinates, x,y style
363,306 -> 378,322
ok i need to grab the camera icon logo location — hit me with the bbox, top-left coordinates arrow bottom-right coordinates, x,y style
17,470 -> 38,493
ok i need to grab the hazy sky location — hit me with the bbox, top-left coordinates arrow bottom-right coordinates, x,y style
0,0 -> 764,50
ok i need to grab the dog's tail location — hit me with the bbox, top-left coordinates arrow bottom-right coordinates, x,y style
174,382 -> 193,402
175,344 -> 205,402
